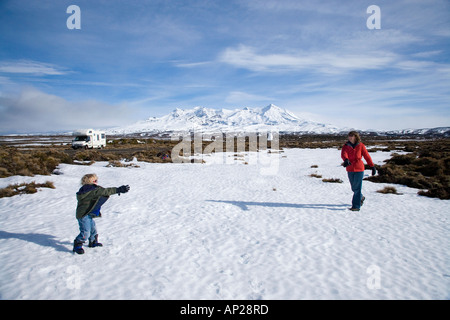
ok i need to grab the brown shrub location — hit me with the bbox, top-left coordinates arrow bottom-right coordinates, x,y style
366,139 -> 450,200
322,178 -> 343,183
0,167 -> 10,178
0,181 -> 55,198
106,160 -> 140,168
418,186 -> 450,200
412,157 -> 443,177
0,146 -> 76,177
377,186 -> 402,195
387,153 -> 416,165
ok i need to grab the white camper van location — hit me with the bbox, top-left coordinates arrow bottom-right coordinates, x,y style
72,129 -> 106,149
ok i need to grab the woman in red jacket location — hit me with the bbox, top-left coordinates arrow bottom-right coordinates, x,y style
341,131 -> 376,211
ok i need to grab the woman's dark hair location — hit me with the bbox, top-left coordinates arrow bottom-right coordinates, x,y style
348,131 -> 361,143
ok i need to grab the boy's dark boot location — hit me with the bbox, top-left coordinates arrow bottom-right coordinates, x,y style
73,240 -> 85,254
88,234 -> 103,248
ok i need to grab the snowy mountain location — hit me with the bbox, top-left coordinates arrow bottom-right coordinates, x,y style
107,104 -> 345,134
385,127 -> 450,137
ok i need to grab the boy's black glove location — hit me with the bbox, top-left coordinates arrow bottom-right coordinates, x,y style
117,185 -> 130,195
371,167 -> 377,176
343,159 -> 351,167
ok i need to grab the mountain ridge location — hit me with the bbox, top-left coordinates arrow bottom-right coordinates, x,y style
106,104 -> 450,137
107,104 -> 346,134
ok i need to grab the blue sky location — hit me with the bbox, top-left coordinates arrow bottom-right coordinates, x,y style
0,0 -> 449,133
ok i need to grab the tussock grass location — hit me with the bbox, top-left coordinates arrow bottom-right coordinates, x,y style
1,135 -> 449,199
106,160 -> 140,168
377,186 -> 402,195
0,181 -> 55,198
0,146 -> 72,178
366,139 -> 450,200
322,178 -> 343,183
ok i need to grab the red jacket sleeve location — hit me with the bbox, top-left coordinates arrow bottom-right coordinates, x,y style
361,144 -> 374,167
341,145 -> 349,161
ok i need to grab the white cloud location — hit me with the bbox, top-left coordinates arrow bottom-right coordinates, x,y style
225,91 -> 274,104
0,0 -> 448,133
175,61 -> 212,68
218,45 -> 397,73
0,87 -> 134,133
0,60 -> 68,75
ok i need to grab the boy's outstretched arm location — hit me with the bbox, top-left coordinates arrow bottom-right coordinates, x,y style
117,185 -> 130,195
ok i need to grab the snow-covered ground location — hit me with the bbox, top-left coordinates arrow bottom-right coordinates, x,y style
0,148 -> 448,299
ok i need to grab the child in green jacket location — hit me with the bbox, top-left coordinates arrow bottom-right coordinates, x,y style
73,173 -> 129,254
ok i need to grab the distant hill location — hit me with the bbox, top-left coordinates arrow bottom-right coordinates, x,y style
106,104 -> 449,137
107,104 -> 346,135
